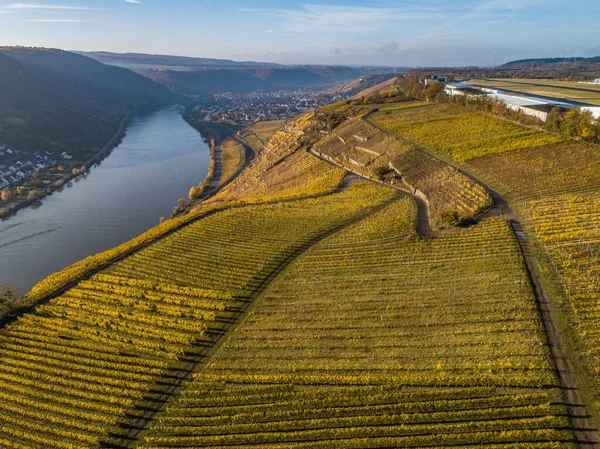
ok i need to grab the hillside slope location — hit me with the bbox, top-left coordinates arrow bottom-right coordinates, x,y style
139,66 -> 375,95
0,48 -> 178,155
0,108 -> 586,447
500,56 -> 600,71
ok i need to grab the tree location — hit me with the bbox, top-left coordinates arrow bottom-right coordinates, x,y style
560,109 -> 581,137
578,111 -> 598,139
30,171 -> 43,187
0,283 -> 17,306
424,82 -> 444,102
545,107 -> 562,132
189,183 -> 205,201
27,189 -> 40,201
1,189 -> 13,202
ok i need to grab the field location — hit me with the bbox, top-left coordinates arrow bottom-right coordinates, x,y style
139,201 -> 572,447
470,79 -> 600,106
370,105 -> 563,161
313,116 -> 492,226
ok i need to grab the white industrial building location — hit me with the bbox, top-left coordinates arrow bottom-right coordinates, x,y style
445,82 -> 600,122
578,79 -> 600,85
443,83 -> 481,96
483,89 -> 573,122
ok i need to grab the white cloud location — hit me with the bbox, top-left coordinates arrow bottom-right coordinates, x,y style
124,0 -> 142,3
25,18 -> 86,22
243,3 -> 442,34
475,0 -> 547,13
6,3 -> 97,9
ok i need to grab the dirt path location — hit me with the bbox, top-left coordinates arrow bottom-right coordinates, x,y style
511,220 -> 600,447
104,195 -> 403,449
308,148 -> 438,238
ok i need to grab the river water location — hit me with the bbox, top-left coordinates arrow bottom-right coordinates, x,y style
0,106 -> 210,293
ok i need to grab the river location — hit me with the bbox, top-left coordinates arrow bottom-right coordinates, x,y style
0,106 -> 210,293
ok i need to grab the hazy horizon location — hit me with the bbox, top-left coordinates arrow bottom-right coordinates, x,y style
1,0 -> 599,67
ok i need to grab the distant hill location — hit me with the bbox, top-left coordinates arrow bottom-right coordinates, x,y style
496,56 -> 600,78
77,51 -> 280,69
0,47 -> 179,156
79,51 -> 395,96
500,56 -> 600,70
137,66 -> 388,96
325,74 -> 399,96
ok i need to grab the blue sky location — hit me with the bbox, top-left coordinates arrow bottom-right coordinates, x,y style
1,0 -> 599,67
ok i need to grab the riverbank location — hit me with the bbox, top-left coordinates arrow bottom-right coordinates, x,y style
0,113 -> 131,221
0,106 -> 211,294
177,118 -> 254,211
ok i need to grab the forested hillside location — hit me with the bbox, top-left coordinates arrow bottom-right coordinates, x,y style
0,48 -> 178,156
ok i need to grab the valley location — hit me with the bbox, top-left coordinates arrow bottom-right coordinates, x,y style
1,76 -> 600,447
0,35 -> 600,449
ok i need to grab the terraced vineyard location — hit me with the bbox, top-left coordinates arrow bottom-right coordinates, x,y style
139,201 -> 572,447
313,116 -> 492,226
210,130 -> 345,204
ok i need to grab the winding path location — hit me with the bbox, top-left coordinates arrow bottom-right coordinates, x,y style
308,147 -> 438,238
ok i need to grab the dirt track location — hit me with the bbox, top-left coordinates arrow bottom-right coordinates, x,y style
308,148 -> 438,238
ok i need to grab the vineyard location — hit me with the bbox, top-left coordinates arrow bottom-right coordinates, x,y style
219,138 -> 245,183
209,129 -> 346,204
140,381 -> 572,449
203,211 -> 554,385
468,141 -> 600,200
313,116 -> 492,226
0,181 -> 397,448
368,97 -> 600,436
138,201 -> 572,447
1,95 -> 597,447
242,120 -> 286,153
523,194 -> 600,380
369,105 -> 562,161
